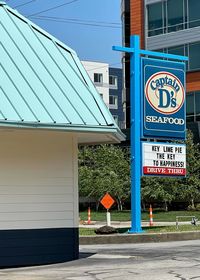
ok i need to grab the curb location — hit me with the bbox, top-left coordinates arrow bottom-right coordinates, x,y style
80,231 -> 200,245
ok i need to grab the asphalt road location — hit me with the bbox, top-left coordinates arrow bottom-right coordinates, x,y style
1,240 -> 200,279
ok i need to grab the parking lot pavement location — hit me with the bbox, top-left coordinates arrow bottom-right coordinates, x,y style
1,240 -> 200,280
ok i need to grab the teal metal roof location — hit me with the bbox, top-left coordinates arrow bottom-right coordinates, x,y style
0,2 -> 125,142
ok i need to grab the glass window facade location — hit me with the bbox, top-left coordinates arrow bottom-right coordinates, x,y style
195,92 -> 200,121
189,42 -> 200,70
188,0 -> 200,28
147,0 -> 200,37
148,2 -> 163,36
168,45 -> 185,56
167,45 -> 189,70
156,42 -> 200,71
186,91 -> 200,122
167,0 -> 184,32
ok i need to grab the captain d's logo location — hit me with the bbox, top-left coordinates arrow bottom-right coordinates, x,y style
145,72 -> 185,115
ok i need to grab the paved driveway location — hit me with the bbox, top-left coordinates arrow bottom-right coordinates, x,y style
1,240 -> 200,279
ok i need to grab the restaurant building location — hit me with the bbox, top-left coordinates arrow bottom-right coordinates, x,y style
0,2 -> 124,267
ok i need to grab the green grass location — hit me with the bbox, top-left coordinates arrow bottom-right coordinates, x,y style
141,210 -> 200,222
79,210 -> 200,222
80,210 -> 131,222
118,225 -> 200,233
144,225 -> 200,233
79,228 -> 97,236
79,225 -> 200,236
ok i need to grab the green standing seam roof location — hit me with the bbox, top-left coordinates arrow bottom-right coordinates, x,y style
0,2 -> 125,142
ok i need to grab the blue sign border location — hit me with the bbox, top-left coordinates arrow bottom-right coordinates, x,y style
141,58 -> 186,140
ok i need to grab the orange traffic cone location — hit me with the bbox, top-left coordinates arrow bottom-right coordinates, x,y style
87,207 -> 91,225
149,204 -> 153,226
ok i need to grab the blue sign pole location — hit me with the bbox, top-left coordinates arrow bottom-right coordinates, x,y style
113,35 -> 188,233
129,35 -> 142,232
113,35 -> 142,232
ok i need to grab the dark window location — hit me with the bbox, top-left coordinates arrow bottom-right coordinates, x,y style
187,91 -> 200,122
113,115 -> 119,125
167,0 -> 184,32
94,73 -> 103,84
147,0 -> 200,37
168,45 -> 188,69
186,93 -> 195,122
148,2 -> 163,36
155,49 -> 164,53
109,75 -> 118,86
168,45 -> 184,56
184,0 -> 188,29
188,0 -> 200,28
195,92 -> 200,118
148,49 -> 166,60
109,95 -> 118,109
189,42 -> 200,70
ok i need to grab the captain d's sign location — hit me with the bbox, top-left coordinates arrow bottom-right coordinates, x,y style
142,58 -> 186,140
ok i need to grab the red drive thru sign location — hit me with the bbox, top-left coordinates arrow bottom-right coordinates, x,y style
142,142 -> 186,177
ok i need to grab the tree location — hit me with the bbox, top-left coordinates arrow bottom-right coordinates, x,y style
141,130 -> 200,210
141,177 -> 176,211
176,130 -> 200,208
79,131 -> 200,211
79,145 -> 130,210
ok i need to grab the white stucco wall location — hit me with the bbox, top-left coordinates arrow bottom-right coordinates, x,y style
0,129 -> 78,230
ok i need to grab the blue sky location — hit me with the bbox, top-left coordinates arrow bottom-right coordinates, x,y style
6,0 -> 122,67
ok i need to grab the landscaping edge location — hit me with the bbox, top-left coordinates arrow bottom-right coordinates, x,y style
79,231 -> 200,245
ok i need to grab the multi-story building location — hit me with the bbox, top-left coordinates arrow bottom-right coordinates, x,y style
82,61 -> 125,129
122,0 -> 200,141
109,67 -> 124,129
81,61 -> 110,106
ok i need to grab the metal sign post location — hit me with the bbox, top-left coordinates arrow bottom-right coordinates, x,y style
100,193 -> 115,227
129,36 -> 142,232
113,35 -> 188,233
113,35 -> 142,232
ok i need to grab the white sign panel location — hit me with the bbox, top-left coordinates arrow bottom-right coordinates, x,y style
142,142 -> 186,177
